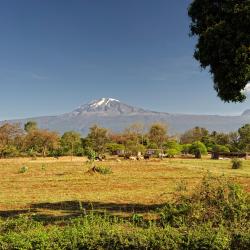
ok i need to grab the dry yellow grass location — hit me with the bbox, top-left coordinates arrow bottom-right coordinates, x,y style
0,156 -> 249,219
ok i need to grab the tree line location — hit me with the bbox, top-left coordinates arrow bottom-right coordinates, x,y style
0,121 -> 250,159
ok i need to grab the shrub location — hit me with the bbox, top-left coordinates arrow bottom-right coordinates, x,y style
94,166 -> 112,175
231,158 -> 243,169
1,145 -> 19,158
166,149 -> 179,158
159,174 -> 249,227
19,166 -> 28,174
131,213 -> 144,224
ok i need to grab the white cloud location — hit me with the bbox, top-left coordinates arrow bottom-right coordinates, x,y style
244,83 -> 250,93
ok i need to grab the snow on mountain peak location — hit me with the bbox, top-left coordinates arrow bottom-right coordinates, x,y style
72,98 -> 145,115
89,98 -> 120,108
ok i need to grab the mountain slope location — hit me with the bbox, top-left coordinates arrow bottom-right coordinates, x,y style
1,98 -> 249,134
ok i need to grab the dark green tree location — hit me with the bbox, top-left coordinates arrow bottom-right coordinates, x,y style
24,121 -> 37,133
189,141 -> 207,159
188,0 -> 250,102
238,124 -> 250,151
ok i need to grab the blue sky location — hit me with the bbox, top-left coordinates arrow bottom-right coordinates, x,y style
0,0 -> 249,120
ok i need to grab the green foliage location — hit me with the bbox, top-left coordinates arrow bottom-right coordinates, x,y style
0,145 -> 19,158
106,143 -> 125,154
164,141 -> 182,157
238,124 -> 250,151
147,142 -> 158,149
148,122 -> 168,149
24,121 -> 37,133
60,131 -> 82,156
160,174 -> 249,228
131,213 -> 143,224
212,144 -> 230,153
125,141 -> 146,156
231,158 -> 243,169
19,166 -> 28,174
85,147 -> 96,161
189,141 -> 207,158
188,0 -> 250,102
86,124 -> 109,155
94,166 -> 112,175
166,149 -> 179,158
0,175 -> 249,249
181,144 -> 191,154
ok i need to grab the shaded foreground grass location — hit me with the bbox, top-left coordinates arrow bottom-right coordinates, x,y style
0,174 -> 249,249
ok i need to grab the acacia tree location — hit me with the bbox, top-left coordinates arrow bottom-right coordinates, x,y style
148,123 -> 168,152
124,123 -> 144,146
188,0 -> 250,102
86,124 -> 109,156
180,127 -> 209,144
25,129 -> 59,157
0,123 -> 24,157
61,131 -> 82,160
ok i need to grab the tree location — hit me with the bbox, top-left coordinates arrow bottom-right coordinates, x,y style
24,121 -> 37,133
25,129 -> 59,157
124,140 -> 146,157
163,140 -> 182,157
86,125 -> 109,156
0,123 -> 24,158
181,144 -> 191,155
189,141 -> 207,159
148,123 -> 168,151
106,143 -> 125,155
213,132 -> 230,145
228,131 -> 240,151
61,131 -> 82,160
188,0 -> 250,102
238,124 -> 250,151
180,127 -> 209,144
124,123 -> 144,146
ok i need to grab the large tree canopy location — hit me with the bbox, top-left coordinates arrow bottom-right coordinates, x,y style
188,0 -> 250,102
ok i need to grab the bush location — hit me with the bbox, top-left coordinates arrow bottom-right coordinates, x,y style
231,158 -> 243,169
1,145 -> 19,158
19,166 -> 28,173
94,166 -> 112,175
159,174 -> 249,227
166,149 -> 179,158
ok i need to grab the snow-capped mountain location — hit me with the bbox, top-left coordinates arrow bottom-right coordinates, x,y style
1,98 -> 250,135
73,98 -> 147,114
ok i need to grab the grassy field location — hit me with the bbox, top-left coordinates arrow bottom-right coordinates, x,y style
0,156 -> 249,221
